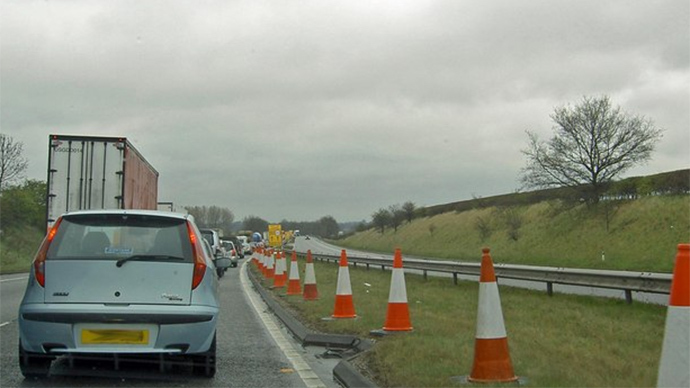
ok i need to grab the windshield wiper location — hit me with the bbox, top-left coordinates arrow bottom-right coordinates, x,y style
116,255 -> 185,267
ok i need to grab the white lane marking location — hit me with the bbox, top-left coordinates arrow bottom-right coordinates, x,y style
239,262 -> 326,388
1,276 -> 28,283
0,322 -> 11,328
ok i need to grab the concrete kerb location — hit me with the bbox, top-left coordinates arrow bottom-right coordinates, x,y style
248,266 -> 377,388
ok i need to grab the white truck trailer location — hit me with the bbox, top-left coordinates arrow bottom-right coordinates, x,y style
46,134 -> 159,230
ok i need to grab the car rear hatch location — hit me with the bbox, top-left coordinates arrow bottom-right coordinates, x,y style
44,213 -> 195,306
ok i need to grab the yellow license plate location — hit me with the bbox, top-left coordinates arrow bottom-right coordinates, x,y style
81,329 -> 149,345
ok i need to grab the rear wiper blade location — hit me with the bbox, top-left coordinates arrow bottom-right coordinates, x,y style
116,255 -> 185,268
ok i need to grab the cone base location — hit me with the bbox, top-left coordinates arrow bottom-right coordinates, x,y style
467,376 -> 519,383
382,326 -> 413,332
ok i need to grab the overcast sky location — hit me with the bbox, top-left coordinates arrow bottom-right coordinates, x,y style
2,1 -> 688,223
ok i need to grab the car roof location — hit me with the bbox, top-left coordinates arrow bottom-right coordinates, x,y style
61,209 -> 192,221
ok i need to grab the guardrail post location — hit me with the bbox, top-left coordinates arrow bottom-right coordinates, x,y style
453,273 -> 458,285
625,290 -> 633,304
423,270 -> 428,280
381,264 -> 385,271
547,282 -> 553,296
366,263 -> 370,270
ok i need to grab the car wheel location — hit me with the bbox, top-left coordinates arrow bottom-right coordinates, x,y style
191,333 -> 216,378
19,341 -> 52,379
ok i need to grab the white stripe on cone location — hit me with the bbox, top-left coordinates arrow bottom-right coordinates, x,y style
304,264 -> 316,284
336,266 -> 352,295
476,282 -> 507,339
288,259 -> 300,281
388,269 -> 407,303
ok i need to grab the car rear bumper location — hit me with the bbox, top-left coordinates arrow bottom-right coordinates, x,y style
19,303 -> 218,355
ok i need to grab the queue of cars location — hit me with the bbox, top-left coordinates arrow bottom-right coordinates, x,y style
18,210 -> 249,379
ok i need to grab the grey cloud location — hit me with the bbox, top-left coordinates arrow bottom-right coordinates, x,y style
1,0 -> 687,222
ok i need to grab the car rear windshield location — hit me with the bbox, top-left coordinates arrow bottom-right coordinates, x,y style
47,214 -> 193,262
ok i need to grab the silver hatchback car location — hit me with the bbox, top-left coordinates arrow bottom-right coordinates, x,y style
18,210 -> 223,378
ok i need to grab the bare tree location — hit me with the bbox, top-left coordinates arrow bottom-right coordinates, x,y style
206,206 -> 234,232
318,215 -> 340,238
185,206 -> 208,226
372,208 -> 391,234
184,205 -> 234,235
243,216 -> 269,233
388,204 -> 406,232
0,134 -> 29,190
521,96 -> 663,203
402,201 -> 416,223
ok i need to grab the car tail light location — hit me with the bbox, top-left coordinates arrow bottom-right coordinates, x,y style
186,222 -> 206,290
232,249 -> 236,256
33,217 -> 62,287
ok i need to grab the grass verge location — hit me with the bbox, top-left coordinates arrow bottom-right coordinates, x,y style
252,256 -> 666,387
0,226 -> 43,274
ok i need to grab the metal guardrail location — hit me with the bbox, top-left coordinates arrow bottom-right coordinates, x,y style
292,250 -> 671,304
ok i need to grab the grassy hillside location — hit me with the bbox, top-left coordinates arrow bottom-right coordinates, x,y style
339,196 -> 689,273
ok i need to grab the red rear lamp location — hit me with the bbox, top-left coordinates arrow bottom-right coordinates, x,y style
187,222 -> 207,290
33,217 -> 62,287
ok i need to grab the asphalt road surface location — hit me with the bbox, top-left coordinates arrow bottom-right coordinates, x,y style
0,263 -> 340,387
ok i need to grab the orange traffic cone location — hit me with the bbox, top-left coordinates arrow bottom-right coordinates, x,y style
286,251 -> 302,295
382,248 -> 412,331
254,248 -> 261,268
303,250 -> 319,301
273,252 -> 286,288
259,249 -> 265,275
261,249 -> 269,276
657,243 -> 689,388
265,250 -> 275,279
468,248 -> 518,383
332,250 -> 356,318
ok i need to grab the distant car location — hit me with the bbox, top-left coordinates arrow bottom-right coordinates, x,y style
204,238 -> 229,278
18,210 -> 226,378
199,229 -> 224,259
227,236 -> 245,259
238,236 -> 252,255
220,240 -> 239,268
